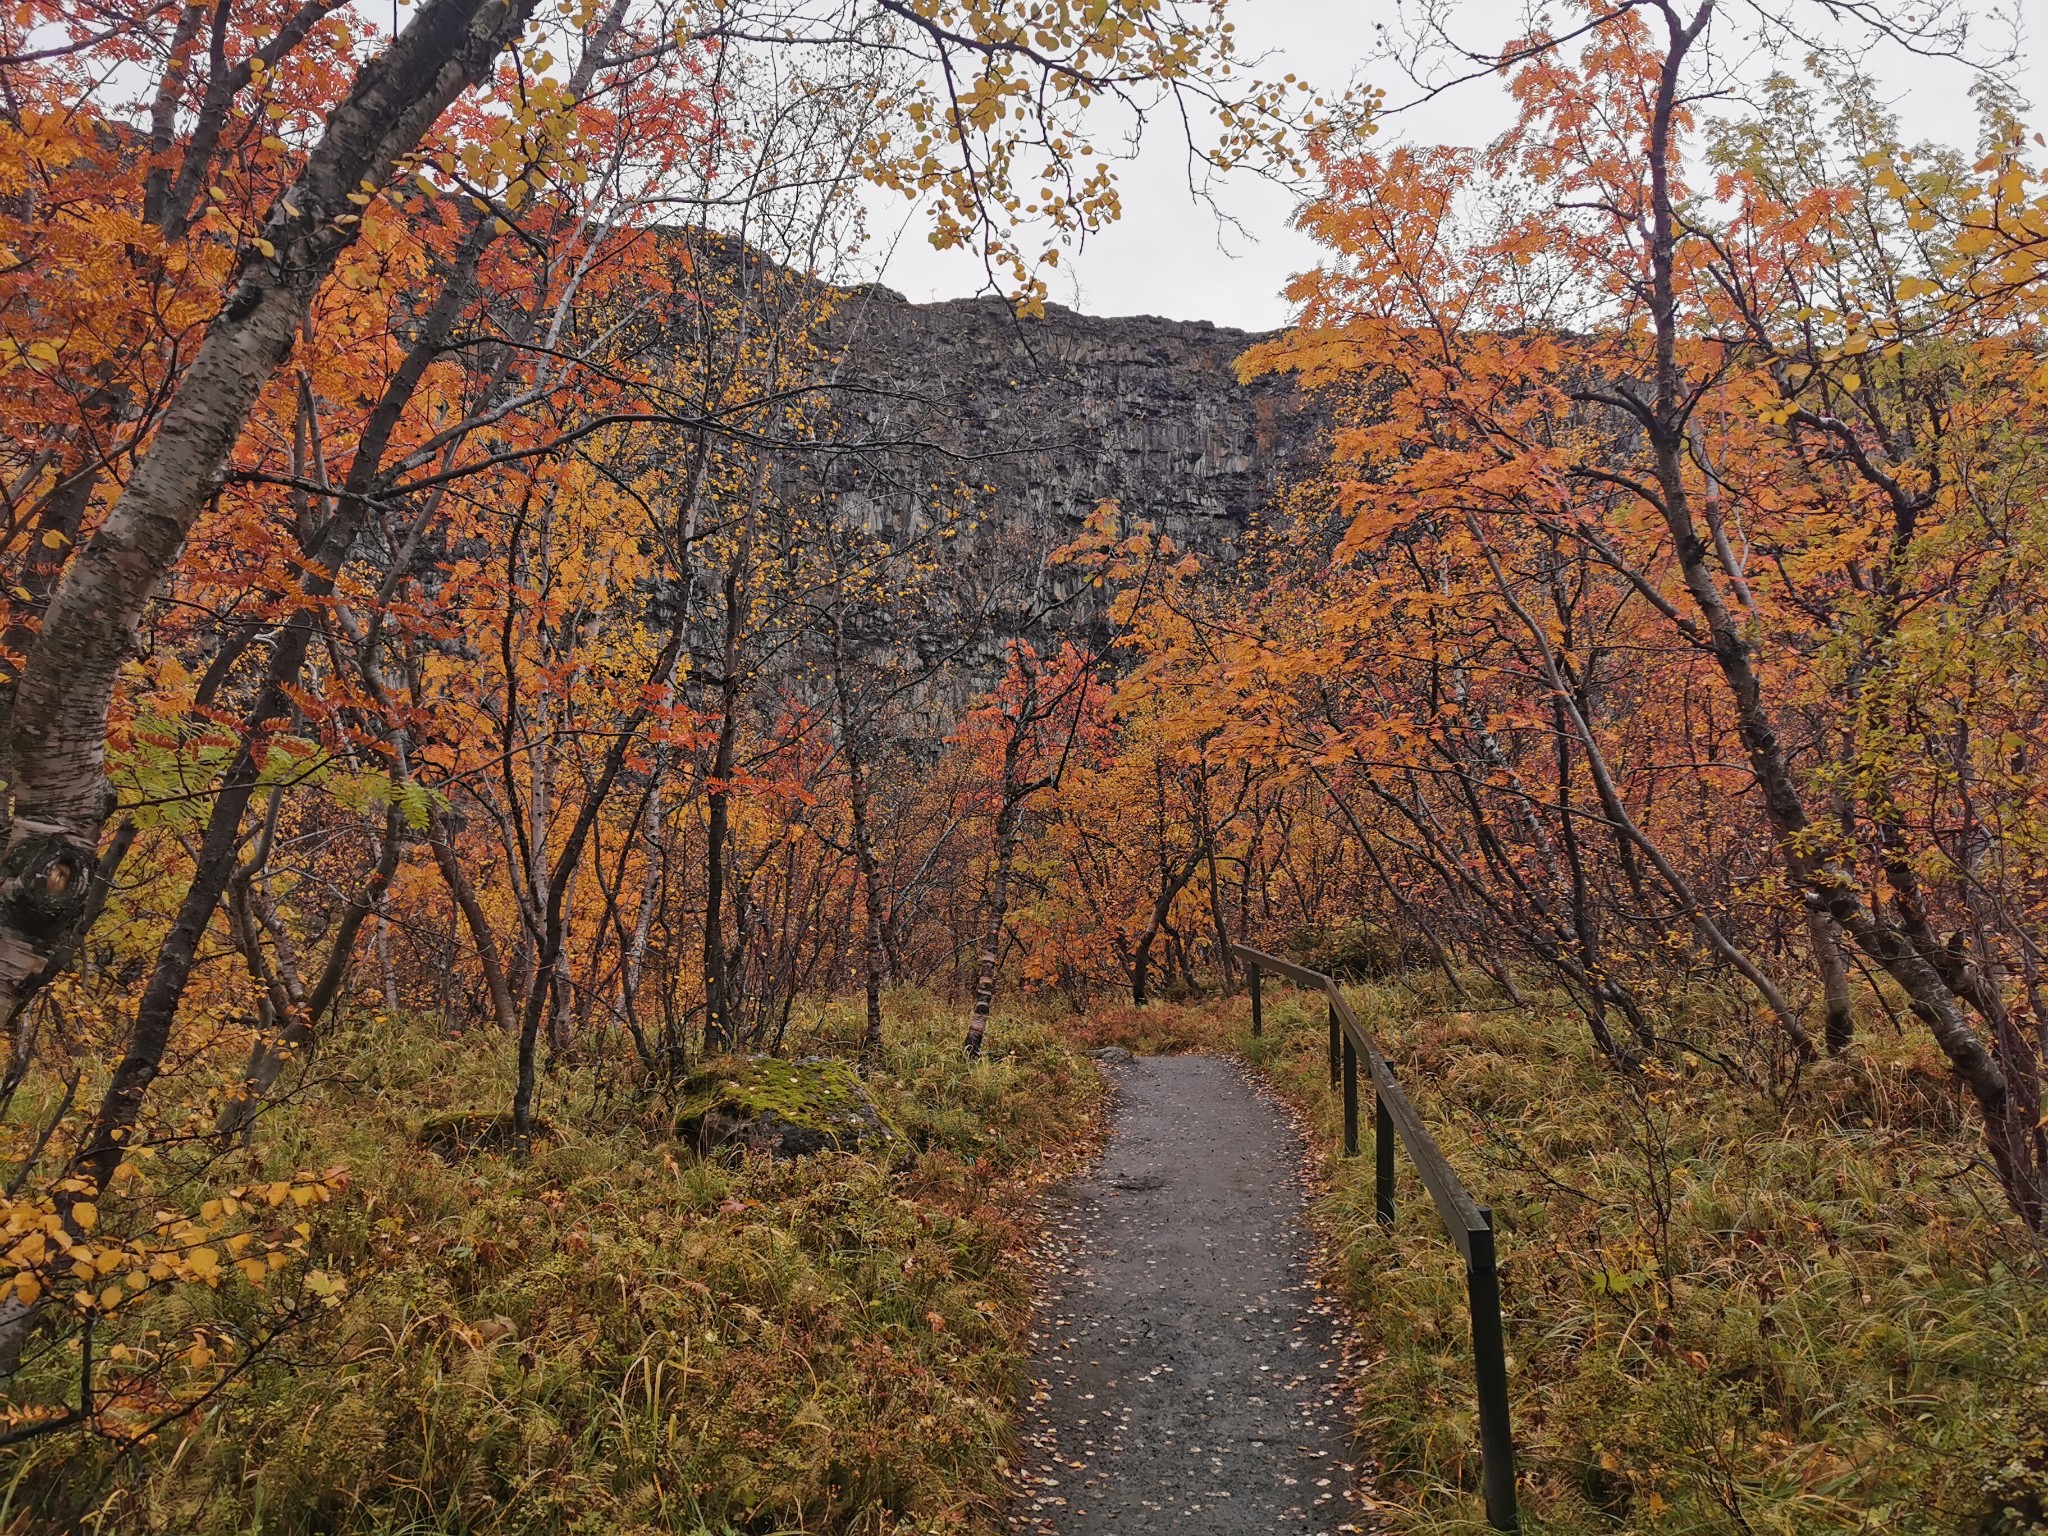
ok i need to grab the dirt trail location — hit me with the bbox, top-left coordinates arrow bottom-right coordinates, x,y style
1012,1053 -> 1362,1534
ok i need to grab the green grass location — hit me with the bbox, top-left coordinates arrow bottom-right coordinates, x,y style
4,993 -> 1103,1536
1072,981 -> 2048,1535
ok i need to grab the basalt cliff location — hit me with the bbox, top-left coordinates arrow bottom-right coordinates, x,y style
815,287 -> 1320,562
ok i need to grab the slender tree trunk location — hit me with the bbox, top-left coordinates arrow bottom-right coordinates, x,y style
620,779 -> 664,1029
827,605 -> 888,1055
962,790 -> 1022,1059
429,810 -> 516,1034
702,680 -> 740,1054
376,897 -> 401,1017
547,861 -> 579,1057
214,806 -> 404,1144
1131,849 -> 1205,1006
512,632 -> 685,1141
850,768 -> 887,1054
1806,906 -> 1855,1054
1205,841 -> 1235,986
701,490 -> 755,1056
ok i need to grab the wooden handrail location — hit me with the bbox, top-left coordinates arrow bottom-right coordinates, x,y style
1231,943 -> 1519,1532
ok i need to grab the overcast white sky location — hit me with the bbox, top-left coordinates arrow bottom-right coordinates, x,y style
860,0 -> 2048,331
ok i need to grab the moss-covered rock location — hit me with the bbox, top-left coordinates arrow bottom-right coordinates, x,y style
676,1055 -> 900,1160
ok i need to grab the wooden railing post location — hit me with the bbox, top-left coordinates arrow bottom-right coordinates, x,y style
1375,1087 -> 1396,1228
1327,998 -> 1339,1088
1249,963 -> 1263,1037
1468,1207 -> 1518,1530
1341,1029 -> 1359,1158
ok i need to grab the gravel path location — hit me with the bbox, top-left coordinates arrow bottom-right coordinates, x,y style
1012,1053 -> 1362,1535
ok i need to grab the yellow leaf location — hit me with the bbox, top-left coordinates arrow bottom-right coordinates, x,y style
72,1202 -> 97,1232
11,1272 -> 39,1304
262,135 -> 286,152
253,238 -> 276,258
38,529 -> 67,549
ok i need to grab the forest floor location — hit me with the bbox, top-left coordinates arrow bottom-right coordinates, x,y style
1007,1052 -> 1361,1536
11,981 -> 2046,1535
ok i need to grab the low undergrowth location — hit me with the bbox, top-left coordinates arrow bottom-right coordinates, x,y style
1075,982 -> 2048,1535
4,993 -> 1100,1535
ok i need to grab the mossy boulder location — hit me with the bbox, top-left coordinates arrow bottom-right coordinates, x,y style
676,1056 -> 900,1160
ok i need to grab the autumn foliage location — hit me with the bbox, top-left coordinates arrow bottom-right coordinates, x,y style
0,0 -> 2045,1524
0,0 -> 1314,1475
1016,9 -> 2048,1236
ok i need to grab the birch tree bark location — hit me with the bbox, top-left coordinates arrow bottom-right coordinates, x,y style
0,0 -> 546,1031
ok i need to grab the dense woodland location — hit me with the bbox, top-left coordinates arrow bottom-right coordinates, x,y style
1,0 -> 2046,1529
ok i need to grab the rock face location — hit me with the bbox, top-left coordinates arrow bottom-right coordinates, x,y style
818,290 -> 1320,561
677,1056 -> 900,1160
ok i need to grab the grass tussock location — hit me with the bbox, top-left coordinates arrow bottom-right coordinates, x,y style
5,994 -> 1101,1536
1075,981 -> 2048,1535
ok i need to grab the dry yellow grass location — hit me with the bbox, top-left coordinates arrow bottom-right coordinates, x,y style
3,993 -> 1103,1536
